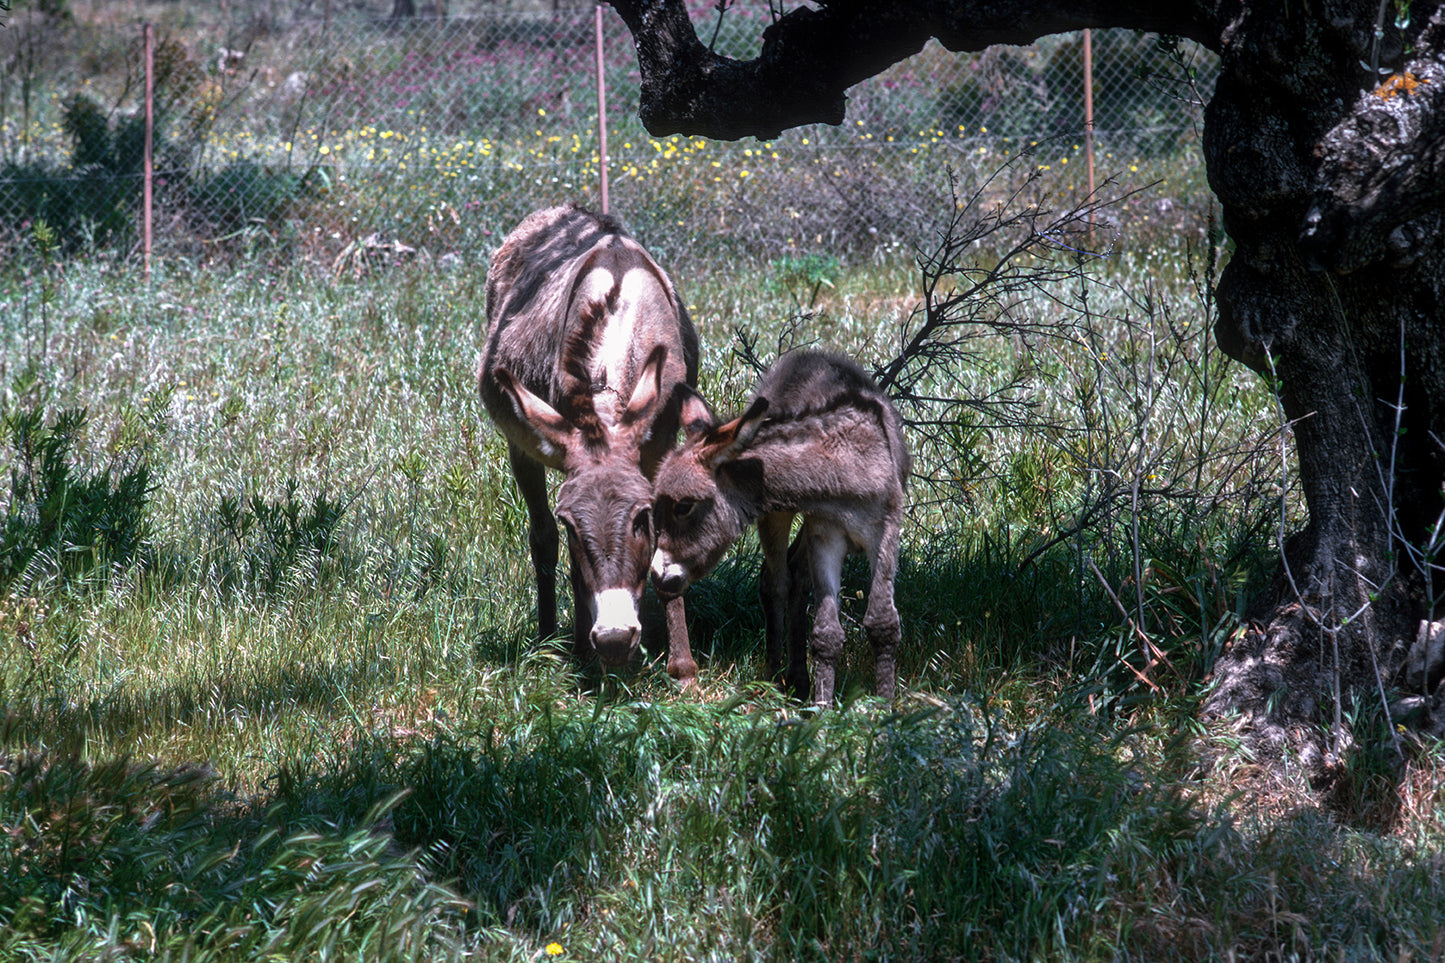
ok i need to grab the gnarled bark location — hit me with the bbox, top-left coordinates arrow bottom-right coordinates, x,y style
1301,10 -> 1445,274
605,0 -> 1445,754
1200,4 -> 1445,754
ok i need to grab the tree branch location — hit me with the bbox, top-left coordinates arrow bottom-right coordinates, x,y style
604,0 -> 1219,140
605,0 -> 930,138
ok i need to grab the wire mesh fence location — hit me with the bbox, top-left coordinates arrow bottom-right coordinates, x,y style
0,1 -> 1218,268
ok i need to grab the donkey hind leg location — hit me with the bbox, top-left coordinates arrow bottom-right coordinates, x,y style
508,443 -> 558,641
757,512 -> 807,699
784,532 -> 813,701
862,519 -> 903,701
802,521 -> 848,707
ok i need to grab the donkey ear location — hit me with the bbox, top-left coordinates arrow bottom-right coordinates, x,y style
702,396 -> 769,466
732,396 -> 770,450
678,385 -> 716,440
493,366 -> 576,461
620,344 -> 669,431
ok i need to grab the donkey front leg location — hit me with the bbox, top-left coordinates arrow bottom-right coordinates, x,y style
802,521 -> 848,707
508,443 -> 558,641
757,512 -> 807,699
663,593 -> 698,687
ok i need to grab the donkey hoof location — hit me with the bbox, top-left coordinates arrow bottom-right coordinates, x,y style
667,657 -> 699,689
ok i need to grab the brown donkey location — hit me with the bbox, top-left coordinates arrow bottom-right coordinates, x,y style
479,203 -> 700,684
651,350 -> 910,704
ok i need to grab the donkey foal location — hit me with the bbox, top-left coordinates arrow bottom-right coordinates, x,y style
651,350 -> 910,705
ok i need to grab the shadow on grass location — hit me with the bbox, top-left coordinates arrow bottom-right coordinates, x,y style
666,531 -> 1124,700
0,653 -> 429,758
2,692 -> 1441,959
0,748 -> 468,957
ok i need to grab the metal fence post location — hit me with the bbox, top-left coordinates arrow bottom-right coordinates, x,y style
594,3 -> 610,215
143,22 -> 154,279
1083,28 -> 1096,238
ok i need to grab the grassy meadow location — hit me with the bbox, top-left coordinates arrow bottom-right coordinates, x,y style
4,179 -> 1445,960
2,6 -> 1444,960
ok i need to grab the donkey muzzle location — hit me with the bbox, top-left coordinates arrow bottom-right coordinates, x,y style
650,550 -> 689,599
590,588 -> 643,665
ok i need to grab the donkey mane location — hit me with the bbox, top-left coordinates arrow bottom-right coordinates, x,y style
486,202 -> 624,325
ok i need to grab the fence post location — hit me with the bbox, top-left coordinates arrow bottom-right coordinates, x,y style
1083,29 -> 1095,209
594,3 -> 610,214
143,22 -> 154,279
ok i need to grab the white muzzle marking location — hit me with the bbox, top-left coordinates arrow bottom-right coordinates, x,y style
651,550 -> 686,586
592,588 -> 641,644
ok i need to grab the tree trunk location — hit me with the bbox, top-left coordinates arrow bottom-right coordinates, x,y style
1201,8 -> 1445,756
604,0 -> 1445,757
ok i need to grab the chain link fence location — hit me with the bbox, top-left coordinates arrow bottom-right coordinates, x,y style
0,1 -> 1217,268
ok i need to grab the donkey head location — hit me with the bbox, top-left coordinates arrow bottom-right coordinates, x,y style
492,345 -> 676,666
650,388 -> 770,598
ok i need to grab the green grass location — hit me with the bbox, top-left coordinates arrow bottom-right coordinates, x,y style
2,213 -> 1442,960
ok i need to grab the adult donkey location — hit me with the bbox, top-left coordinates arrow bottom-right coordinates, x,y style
479,203 -> 699,685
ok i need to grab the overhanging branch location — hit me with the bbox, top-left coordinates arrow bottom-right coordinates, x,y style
604,0 -> 1217,140
605,0 -> 934,138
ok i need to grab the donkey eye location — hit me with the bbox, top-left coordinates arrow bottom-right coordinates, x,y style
672,498 -> 697,520
632,506 -> 652,538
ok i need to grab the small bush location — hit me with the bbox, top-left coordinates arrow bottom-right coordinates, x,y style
203,480 -> 352,596
0,37 -> 285,255
189,162 -> 328,234
773,251 -> 840,311
0,406 -> 153,593
0,161 -> 136,254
